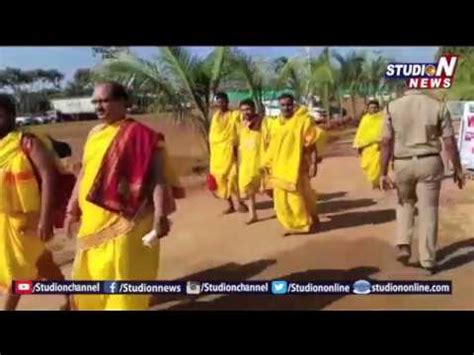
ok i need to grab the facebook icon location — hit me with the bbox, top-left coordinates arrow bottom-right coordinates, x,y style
103,281 -> 118,294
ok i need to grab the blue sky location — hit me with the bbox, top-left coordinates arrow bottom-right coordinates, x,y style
0,46 -> 438,81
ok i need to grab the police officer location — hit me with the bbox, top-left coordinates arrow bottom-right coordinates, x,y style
380,89 -> 465,275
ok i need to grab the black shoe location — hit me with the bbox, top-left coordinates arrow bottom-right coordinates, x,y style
396,245 -> 411,266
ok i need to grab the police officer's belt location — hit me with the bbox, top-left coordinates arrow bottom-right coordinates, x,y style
394,153 -> 439,160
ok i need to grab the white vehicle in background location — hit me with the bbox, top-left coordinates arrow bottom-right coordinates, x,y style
50,97 -> 97,121
263,100 -> 280,117
42,110 -> 62,123
51,97 -> 95,114
16,116 -> 33,127
264,101 -> 327,120
310,107 -> 327,123
458,101 -> 474,171
32,116 -> 47,125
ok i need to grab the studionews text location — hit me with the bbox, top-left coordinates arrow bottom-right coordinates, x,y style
13,280 -> 452,295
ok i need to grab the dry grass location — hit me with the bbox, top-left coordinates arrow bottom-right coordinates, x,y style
29,114 -> 208,179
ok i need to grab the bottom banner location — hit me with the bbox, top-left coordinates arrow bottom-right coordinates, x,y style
12,280 -> 453,295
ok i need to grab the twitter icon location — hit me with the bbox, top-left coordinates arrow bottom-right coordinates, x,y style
271,280 -> 288,295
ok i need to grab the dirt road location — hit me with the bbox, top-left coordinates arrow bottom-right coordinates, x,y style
2,123 -> 473,310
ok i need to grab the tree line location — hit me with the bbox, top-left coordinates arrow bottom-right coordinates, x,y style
97,46 -> 474,148
0,66 -> 95,115
1,46 -> 473,134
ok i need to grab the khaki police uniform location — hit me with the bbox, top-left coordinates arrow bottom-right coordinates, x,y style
382,90 -> 454,268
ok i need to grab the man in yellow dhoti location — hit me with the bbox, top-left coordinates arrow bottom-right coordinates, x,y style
265,94 -> 320,236
209,92 -> 248,215
237,99 -> 270,224
353,100 -> 384,189
0,94 -> 69,310
64,82 -> 183,310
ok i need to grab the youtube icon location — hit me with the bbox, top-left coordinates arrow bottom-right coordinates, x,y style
14,281 -> 33,294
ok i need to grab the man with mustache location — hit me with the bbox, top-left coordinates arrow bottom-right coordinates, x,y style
237,99 -> 271,224
65,82 -> 184,310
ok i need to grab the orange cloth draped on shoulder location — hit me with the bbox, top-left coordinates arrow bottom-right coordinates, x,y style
86,118 -> 184,218
72,118 -> 184,310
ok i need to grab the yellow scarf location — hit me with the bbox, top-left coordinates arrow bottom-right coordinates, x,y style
237,116 -> 270,195
353,112 -> 384,149
209,110 -> 240,180
267,107 -> 312,192
0,131 -> 41,214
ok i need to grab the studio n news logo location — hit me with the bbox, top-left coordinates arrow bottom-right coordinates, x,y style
14,281 -> 33,294
385,55 -> 459,89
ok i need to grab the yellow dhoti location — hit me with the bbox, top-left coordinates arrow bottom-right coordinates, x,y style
238,118 -> 270,198
0,212 -> 45,293
0,132 -> 45,293
72,122 -> 160,310
266,107 -> 319,233
273,174 -> 317,233
359,143 -> 381,187
72,213 -> 158,310
353,112 -> 384,188
209,110 -> 240,199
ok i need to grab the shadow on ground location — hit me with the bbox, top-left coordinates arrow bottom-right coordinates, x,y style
255,191 -> 353,212
318,191 -> 348,202
162,266 -> 379,310
255,200 -> 274,210
317,209 -> 396,233
318,199 -> 377,215
437,238 -> 474,273
323,143 -> 357,159
150,259 -> 276,307
257,215 -> 277,222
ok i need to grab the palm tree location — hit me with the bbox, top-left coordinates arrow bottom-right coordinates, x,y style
274,48 -> 338,124
435,46 -> 474,60
332,50 -> 366,119
432,47 -> 474,100
360,55 -> 389,105
275,49 -> 333,100
275,57 -> 307,102
447,53 -> 474,100
227,48 -> 269,115
96,46 -> 232,152
310,47 -> 336,121
438,50 -> 474,100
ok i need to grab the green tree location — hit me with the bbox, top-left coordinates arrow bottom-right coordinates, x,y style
332,50 -> 366,118
227,48 -> 271,114
276,48 -> 337,122
275,57 -> 307,102
63,68 -> 95,97
273,56 -> 289,72
0,67 -> 64,114
311,47 -> 336,119
359,55 -> 389,105
436,46 -> 474,100
435,47 -> 474,60
0,67 -> 32,94
97,46 -> 233,151
92,46 -> 130,60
